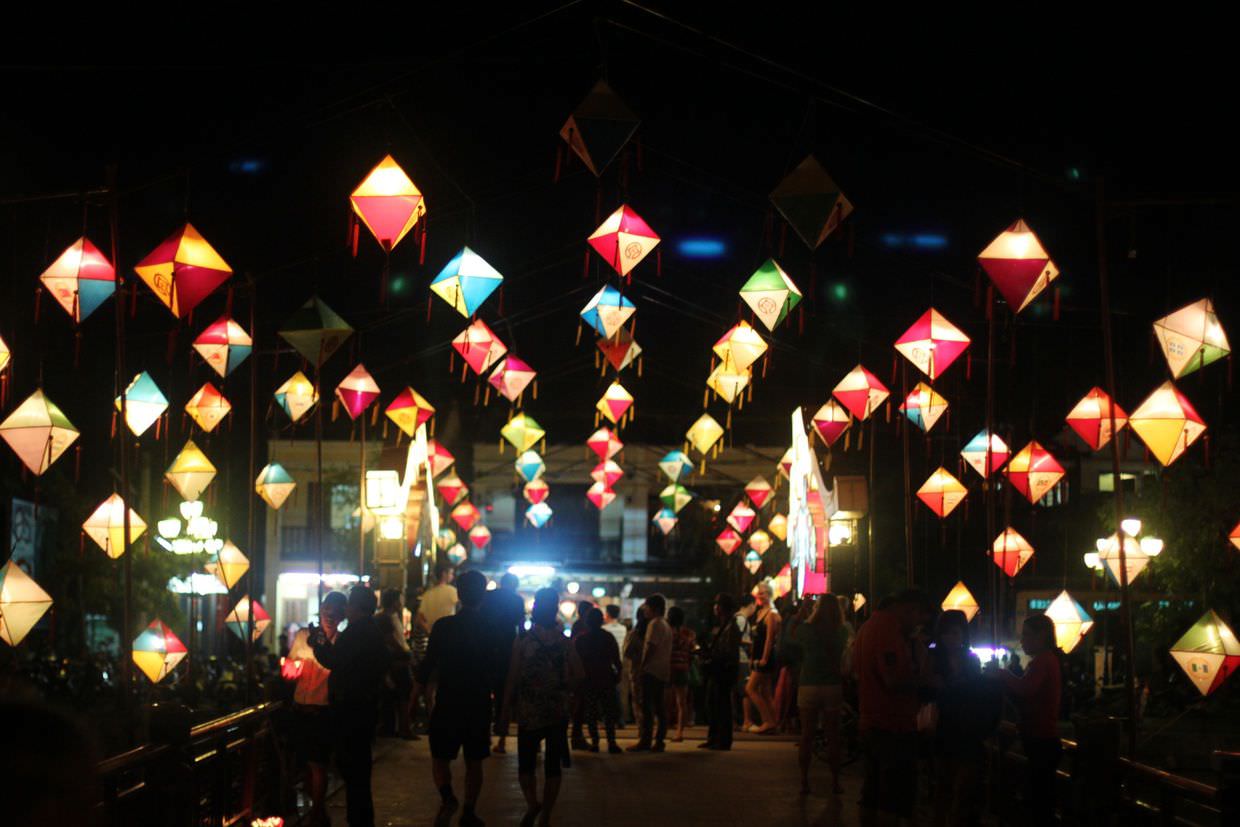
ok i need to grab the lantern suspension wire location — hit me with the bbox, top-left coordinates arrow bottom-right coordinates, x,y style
245,273 -> 258,701
985,289 -> 998,649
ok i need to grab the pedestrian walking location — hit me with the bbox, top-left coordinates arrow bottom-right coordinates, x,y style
628,594 -> 672,752
699,593 -> 741,751
574,607 -> 623,753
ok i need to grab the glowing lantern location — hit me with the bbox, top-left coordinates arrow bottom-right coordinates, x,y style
660,484 -> 693,514
597,328 -> 642,372
1230,520 -> 1240,552
186,382 -> 231,433
977,219 -> 1059,313
0,389 -> 79,475
596,381 -> 634,426
452,319 -> 508,377
0,561 -> 52,646
488,356 -> 537,403
501,414 -> 545,453
350,154 -> 425,251
225,596 -> 270,641
38,237 -> 116,322
899,383 -> 948,432
132,620 -> 188,683
811,399 -> 851,447
1066,387 -> 1128,451
1129,381 -> 1206,466
430,246 -> 504,317
588,427 -> 624,462
115,372 -> 168,436
773,566 -> 793,599
991,528 -> 1034,578
831,365 -> 890,422
436,528 -> 458,551
1004,442 -> 1065,504
777,447 -> 794,480
386,387 -> 435,437
589,204 -> 660,277
446,544 -> 468,566
658,450 -> 693,482
515,450 -> 546,483
1153,298 -> 1231,378
591,460 -> 624,488
587,482 -> 617,510
727,502 -> 756,534
686,414 -> 725,456
960,430 -> 1010,478
770,155 -> 853,249
82,494 -> 146,558
427,440 -> 456,477
917,468 -> 967,518
713,321 -> 768,373
1170,610 -> 1240,696
166,439 -> 216,501
1096,532 -> 1151,585
768,513 -> 788,541
743,551 -> 763,574
526,502 -> 553,528
451,502 -> 481,532
894,309 -> 970,381
207,541 -> 250,589
469,525 -> 492,550
716,528 -> 742,555
523,479 -> 550,505
0,335 -> 8,374
740,259 -> 801,332
853,593 -> 867,612
749,530 -> 772,555
745,476 -> 773,509
335,364 -> 380,420
706,364 -> 751,405
651,508 -> 678,535
1044,590 -> 1094,653
941,581 -> 979,622
278,297 -> 353,367
580,285 -> 636,339
192,316 -> 252,378
134,223 -> 232,318
436,475 -> 469,506
560,80 -> 640,177
274,371 -> 318,423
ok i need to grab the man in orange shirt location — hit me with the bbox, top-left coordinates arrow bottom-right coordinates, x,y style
851,589 -> 927,825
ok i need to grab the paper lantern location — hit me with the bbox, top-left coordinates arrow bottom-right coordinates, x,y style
335,364 -> 380,420
749,530 -> 772,555
769,155 -> 853,249
0,335 -> 8,375
452,319 -> 508,376
0,389 -> 79,475
488,356 -> 537,403
255,463 -> 297,510
436,528 -> 458,551
446,543 -> 468,566
385,387 -> 435,437
526,501 -> 553,528
132,620 -> 188,683
941,581 -> 979,622
39,237 -> 116,322
1170,610 -> 1240,696
587,482 -> 617,510
274,371 -> 318,423
523,479 -> 550,505
774,566 -> 794,599
917,468 -> 967,518
832,365 -> 890,421
451,502 -> 481,532
1153,298 -> 1231,378
716,528 -> 742,555
431,246 -> 504,317
651,507 -> 678,535
777,447 -> 794,480
134,223 -> 232,318
225,596 -> 270,641
589,204 -> 660,277
166,439 -> 216,501
768,513 -> 788,541
1066,387 -> 1128,451
811,399 -> 851,447
745,476 -> 774,510
501,414 -> 545,453
960,429 -> 1010,478
207,541 -> 250,589
596,381 -> 634,425
660,484 -> 693,514
899,383 -> 948,432
853,593 -> 867,612
1004,442 -> 1065,504
560,80 -> 640,177
278,297 -> 353,367
350,154 -> 425,251
580,285 -> 636,339
1230,519 -> 1240,552
1096,532 -> 1151,586
427,440 -> 456,478
82,494 -> 146,559
0,561 -> 52,646
740,259 -> 801,332
713,321 -> 768,373
894,309 -> 970,381
469,525 -> 492,550
515,450 -> 545,483
591,460 -> 624,488
436,474 -> 469,506
686,413 -> 725,456
192,315 -> 252,378
658,450 -> 692,482
597,327 -> 642,372
977,219 -> 1059,313
706,364 -> 751,405
1129,381 -> 1206,467
587,427 -> 623,462
990,528 -> 1034,578
186,382 -> 231,433
743,550 -> 763,574
115,371 -> 168,436
1044,590 -> 1094,653
727,502 -> 756,534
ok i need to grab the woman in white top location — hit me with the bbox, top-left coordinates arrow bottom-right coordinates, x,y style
287,591 -> 346,827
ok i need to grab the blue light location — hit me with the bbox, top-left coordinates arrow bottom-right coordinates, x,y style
911,234 -> 948,250
677,238 -> 726,258
229,158 -> 267,174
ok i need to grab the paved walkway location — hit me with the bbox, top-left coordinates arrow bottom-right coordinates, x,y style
329,727 -> 867,826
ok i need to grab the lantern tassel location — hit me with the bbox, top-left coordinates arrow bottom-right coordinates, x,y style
419,220 -> 427,266
1052,287 -> 1061,321
34,287 -> 42,323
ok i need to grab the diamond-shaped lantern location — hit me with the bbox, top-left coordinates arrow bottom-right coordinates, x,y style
192,316 -> 252,378
39,237 -> 116,323
660,483 -> 693,513
960,429 -> 1010,478
451,502 -> 481,532
749,530 -> 772,555
255,463 -> 296,510
991,528 -> 1034,578
686,413 -> 725,456
745,476 -> 773,509
501,414 -> 545,453
1096,532 -> 1151,586
716,528 -> 743,555
597,328 -> 643,372
523,479 -> 550,505
899,383 -> 948,432
1066,387 -> 1128,452
1154,298 -> 1231,379
769,155 -> 853,249
740,259 -> 801,332
811,399 -> 851,447
580,285 -> 636,339
589,204 -> 660,278
515,450 -> 545,483
591,460 -> 624,488
1129,381 -> 1207,467
977,219 -> 1059,313
427,440 -> 456,478
706,364 -> 750,405
0,561 -> 52,646
166,439 -> 217,501
832,365 -> 890,421
658,450 -> 692,482
651,507 -> 678,535
469,525 -> 492,550
436,528 -> 457,551
894,309 -> 970,381
350,154 -> 425,251
489,356 -> 537,403
1004,442 -> 1065,504
777,448 -> 794,480
431,246 -> 504,317
714,321 -> 768,373
436,474 -> 469,506
1170,610 -> 1240,696
560,79 -> 640,177
134,223 -> 232,318
0,335 -> 8,375
132,620 -> 188,683
446,543 -> 468,566
452,319 -> 508,376
596,381 -> 634,426
587,482 -> 617,511
116,371 -> 168,437
82,494 -> 146,559
278,297 -> 353,367
588,427 -> 623,462
768,513 -> 788,541
727,502 -> 756,534
917,468 -> 967,518
744,550 -> 763,574
335,364 -> 380,420
1230,519 -> 1240,552
225,596 -> 270,641
0,390 -> 79,475
186,382 -> 231,433
526,501 -> 553,528
941,581 -> 979,622
207,541 -> 250,589
274,371 -> 318,424
385,387 -> 435,437
1044,590 -> 1094,653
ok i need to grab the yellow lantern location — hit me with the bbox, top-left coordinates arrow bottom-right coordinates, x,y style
255,463 -> 297,510
713,321 -> 768,372
206,541 -> 250,589
1044,590 -> 1094,653
132,620 -> 188,683
686,413 -> 725,457
166,439 -> 217,501
274,371 -> 318,423
0,560 -> 53,646
501,414 -> 545,453
767,513 -> 788,541
917,468 -> 967,518
185,382 -> 231,433
941,581 -> 979,622
82,494 -> 147,559
1128,381 -> 1207,466
706,363 -> 751,405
